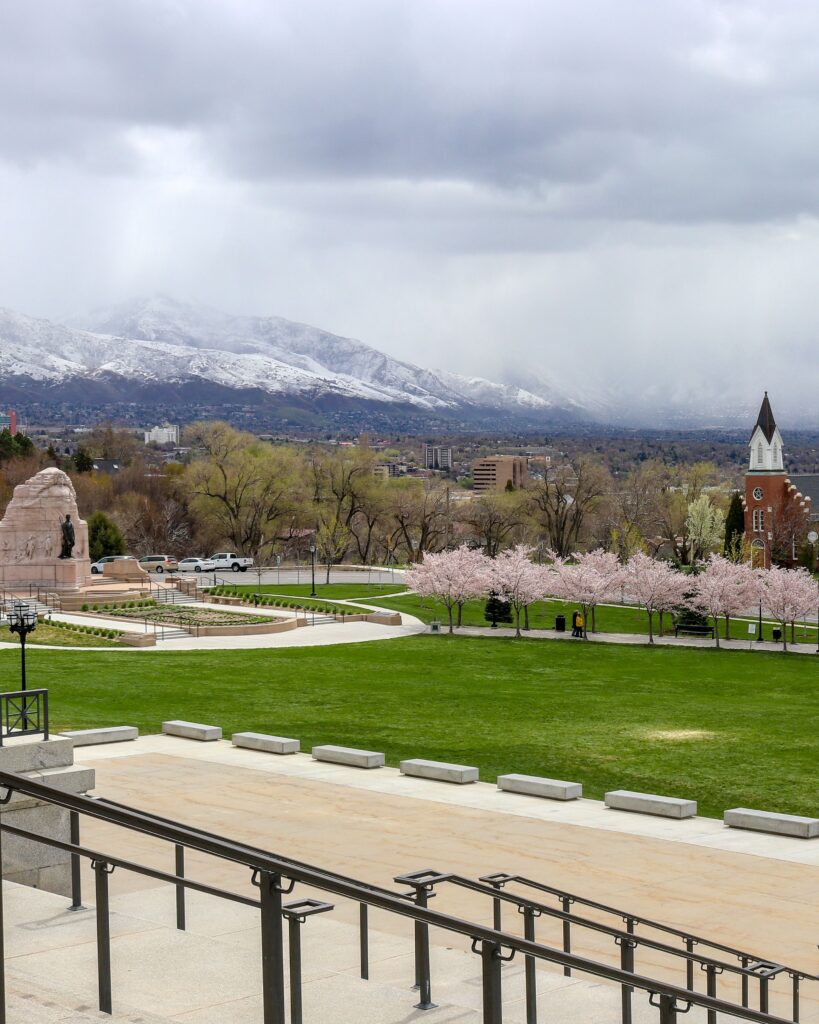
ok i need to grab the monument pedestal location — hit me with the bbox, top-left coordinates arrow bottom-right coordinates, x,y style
0,558 -> 91,592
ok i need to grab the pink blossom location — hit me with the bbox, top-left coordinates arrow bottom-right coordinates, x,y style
488,544 -> 545,637
405,545 -> 490,633
690,555 -> 760,647
759,565 -> 818,651
624,553 -> 688,644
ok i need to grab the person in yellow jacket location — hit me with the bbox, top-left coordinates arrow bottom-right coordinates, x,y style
571,610 -> 584,637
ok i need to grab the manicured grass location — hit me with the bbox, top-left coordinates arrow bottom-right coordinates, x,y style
16,625 -> 119,648
375,594 -> 818,643
11,635 -> 818,819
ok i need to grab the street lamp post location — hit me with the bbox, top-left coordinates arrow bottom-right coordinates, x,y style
7,602 -> 38,728
309,543 -> 317,598
757,599 -> 764,643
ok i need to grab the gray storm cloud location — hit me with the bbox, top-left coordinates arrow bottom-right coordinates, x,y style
0,0 -> 817,420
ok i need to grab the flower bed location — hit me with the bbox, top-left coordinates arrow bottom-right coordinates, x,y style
89,603 -> 279,628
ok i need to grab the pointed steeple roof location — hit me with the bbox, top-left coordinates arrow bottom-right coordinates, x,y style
752,392 -> 777,443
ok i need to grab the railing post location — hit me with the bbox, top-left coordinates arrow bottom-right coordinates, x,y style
617,935 -> 636,1024
412,886 -> 436,1009
653,993 -> 678,1023
685,938 -> 696,991
561,895 -> 573,977
479,940 -> 503,1024
791,972 -> 801,1022
0,808 -> 6,1024
701,962 -> 722,1024
175,844 -> 186,930
741,956 -> 749,1006
258,870 -> 286,1024
518,904 -> 540,1024
759,975 -> 769,1015
282,898 -> 333,1024
93,860 -> 114,1015
69,811 -> 83,911
359,903 -> 369,980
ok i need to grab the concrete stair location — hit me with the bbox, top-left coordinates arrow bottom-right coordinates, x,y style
3,881 -> 796,1024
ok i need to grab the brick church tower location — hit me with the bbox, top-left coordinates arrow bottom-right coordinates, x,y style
743,393 -> 812,567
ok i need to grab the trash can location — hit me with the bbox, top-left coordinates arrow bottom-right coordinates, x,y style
555,615 -> 566,633
772,627 -> 782,642
430,620 -> 440,634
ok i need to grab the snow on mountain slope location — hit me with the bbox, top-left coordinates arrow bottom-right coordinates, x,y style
65,296 -> 564,412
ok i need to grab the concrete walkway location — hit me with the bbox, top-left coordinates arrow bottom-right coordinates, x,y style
71,734 -> 819,1008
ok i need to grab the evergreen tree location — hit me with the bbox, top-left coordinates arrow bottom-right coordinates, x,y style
73,446 -> 94,473
723,491 -> 745,556
88,511 -> 126,562
484,592 -> 513,628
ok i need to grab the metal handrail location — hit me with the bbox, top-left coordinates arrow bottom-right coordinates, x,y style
0,769 -> 800,1024
442,872 -> 766,981
502,873 -> 819,982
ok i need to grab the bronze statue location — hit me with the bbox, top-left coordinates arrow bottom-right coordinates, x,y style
59,514 -> 75,559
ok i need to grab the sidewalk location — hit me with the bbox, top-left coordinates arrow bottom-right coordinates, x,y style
452,624 -> 818,655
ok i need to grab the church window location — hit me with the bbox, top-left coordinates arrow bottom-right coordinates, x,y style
757,442 -> 764,466
752,509 -> 765,531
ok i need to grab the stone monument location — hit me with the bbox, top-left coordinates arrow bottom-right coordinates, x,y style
0,468 -> 92,590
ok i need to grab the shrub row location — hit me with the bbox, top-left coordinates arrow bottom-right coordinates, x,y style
49,620 -> 121,640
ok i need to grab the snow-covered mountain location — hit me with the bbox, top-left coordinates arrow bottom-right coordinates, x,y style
0,297 -> 584,419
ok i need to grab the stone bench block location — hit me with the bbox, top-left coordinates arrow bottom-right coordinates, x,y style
232,732 -> 300,754
162,720 -> 222,742
497,774 -> 582,800
311,745 -> 384,769
0,738 -> 74,772
400,758 -> 479,784
724,808 -> 819,839
60,726 -> 138,746
605,790 -> 696,819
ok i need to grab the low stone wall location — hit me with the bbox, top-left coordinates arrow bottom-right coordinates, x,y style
336,612 -> 402,626
0,738 -> 95,896
192,618 -> 298,637
60,591 -> 147,610
119,632 -> 157,647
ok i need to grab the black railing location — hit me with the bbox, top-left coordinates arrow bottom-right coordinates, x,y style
0,768 -> 805,1024
0,689 -> 48,746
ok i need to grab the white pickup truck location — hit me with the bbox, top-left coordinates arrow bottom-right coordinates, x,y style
210,552 -> 254,573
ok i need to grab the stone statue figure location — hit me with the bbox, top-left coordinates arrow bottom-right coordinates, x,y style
59,514 -> 75,559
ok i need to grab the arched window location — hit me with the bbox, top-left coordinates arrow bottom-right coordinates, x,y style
757,441 -> 764,466
772,442 -> 778,465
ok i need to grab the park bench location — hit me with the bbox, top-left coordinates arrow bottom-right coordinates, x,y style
497,773 -> 582,800
605,789 -> 697,819
674,624 -> 715,639
724,808 -> 819,839
312,745 -> 385,768
400,758 -> 479,784
162,720 -> 222,741
60,726 -> 138,746
232,732 -> 300,754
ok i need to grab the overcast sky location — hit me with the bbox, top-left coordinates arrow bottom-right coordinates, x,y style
1,0 -> 818,419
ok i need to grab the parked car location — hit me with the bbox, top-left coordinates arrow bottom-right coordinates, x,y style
90,555 -> 132,575
138,554 -> 179,574
177,556 -> 217,573
210,552 -> 254,572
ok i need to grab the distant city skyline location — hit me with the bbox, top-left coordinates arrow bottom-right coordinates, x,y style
0,1 -> 818,420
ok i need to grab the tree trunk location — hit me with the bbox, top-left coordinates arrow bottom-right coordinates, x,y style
648,610 -> 654,644
714,616 -> 720,648
659,609 -> 664,637
515,606 -> 522,638
591,605 -> 597,632
325,561 -> 331,584
524,605 -> 530,631
447,605 -> 454,634
457,603 -> 463,627
725,614 -> 730,643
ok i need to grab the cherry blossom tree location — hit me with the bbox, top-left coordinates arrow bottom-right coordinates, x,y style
550,549 -> 622,638
689,555 -> 760,647
405,545 -> 490,633
760,566 -> 817,651
624,553 -> 688,644
488,544 -> 544,637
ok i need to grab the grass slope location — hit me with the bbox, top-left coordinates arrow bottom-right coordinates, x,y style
11,635 -> 817,819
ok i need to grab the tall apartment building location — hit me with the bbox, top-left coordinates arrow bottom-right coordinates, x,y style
144,424 -> 180,445
422,443 -> 453,470
472,456 -> 529,493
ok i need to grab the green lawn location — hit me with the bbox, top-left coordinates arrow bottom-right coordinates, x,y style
375,594 -> 819,644
11,635 -> 818,819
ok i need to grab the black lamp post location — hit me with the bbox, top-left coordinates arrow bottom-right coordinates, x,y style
7,602 -> 37,727
757,598 -> 764,643
308,543 -> 317,598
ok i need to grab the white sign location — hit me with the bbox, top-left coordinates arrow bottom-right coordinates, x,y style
808,530 -> 818,543
748,623 -> 756,635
